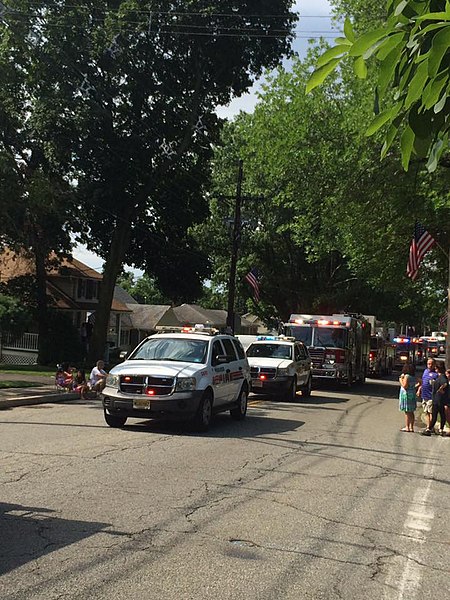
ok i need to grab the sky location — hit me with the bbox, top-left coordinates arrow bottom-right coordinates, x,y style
73,0 -> 334,276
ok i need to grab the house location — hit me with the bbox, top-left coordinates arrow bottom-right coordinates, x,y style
0,249 -> 131,364
118,304 -> 260,354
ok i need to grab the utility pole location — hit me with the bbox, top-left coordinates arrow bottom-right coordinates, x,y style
226,159 -> 243,333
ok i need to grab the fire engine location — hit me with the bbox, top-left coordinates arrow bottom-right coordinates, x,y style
368,335 -> 395,377
284,314 -> 371,386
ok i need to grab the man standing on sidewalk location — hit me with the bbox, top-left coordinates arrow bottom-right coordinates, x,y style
417,358 -> 438,430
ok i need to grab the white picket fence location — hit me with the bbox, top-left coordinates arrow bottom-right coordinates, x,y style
0,332 -> 39,365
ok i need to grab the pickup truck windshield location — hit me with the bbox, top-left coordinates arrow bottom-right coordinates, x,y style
130,338 -> 208,363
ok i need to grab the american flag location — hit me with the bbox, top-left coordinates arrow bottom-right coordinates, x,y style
245,267 -> 260,303
406,221 -> 436,280
439,312 -> 447,329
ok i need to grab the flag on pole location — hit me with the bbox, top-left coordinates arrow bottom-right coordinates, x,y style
245,267 -> 260,303
439,312 -> 447,329
406,221 -> 436,280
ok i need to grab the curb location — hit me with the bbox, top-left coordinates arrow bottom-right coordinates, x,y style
0,392 -> 79,409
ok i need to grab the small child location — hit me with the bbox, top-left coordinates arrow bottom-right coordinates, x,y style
55,364 -> 73,390
73,369 -> 88,399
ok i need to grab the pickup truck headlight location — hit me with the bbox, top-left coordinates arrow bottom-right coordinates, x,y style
106,374 -> 119,388
277,367 -> 289,376
175,377 -> 196,392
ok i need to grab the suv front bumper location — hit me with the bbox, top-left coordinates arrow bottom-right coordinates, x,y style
250,375 -> 291,394
101,389 -> 204,420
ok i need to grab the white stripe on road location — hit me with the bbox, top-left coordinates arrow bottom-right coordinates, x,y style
386,468 -> 435,600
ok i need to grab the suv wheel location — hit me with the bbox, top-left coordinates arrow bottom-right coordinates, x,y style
230,387 -> 248,420
193,392 -> 213,432
104,409 -> 127,428
301,375 -> 312,397
285,376 -> 297,402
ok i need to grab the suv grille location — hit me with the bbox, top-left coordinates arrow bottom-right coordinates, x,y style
119,375 -> 175,396
250,366 -> 277,380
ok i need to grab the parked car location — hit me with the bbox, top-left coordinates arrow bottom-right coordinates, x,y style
101,329 -> 250,431
246,336 -> 312,401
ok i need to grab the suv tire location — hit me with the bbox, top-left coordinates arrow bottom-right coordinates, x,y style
285,376 -> 297,402
104,410 -> 127,428
301,375 -> 312,397
193,392 -> 213,432
230,387 -> 248,420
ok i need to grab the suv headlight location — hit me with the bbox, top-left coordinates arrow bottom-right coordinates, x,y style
175,377 -> 196,392
277,367 -> 289,376
106,374 -> 119,388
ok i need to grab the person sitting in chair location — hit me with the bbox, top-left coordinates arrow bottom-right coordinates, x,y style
89,360 -> 108,393
55,363 -> 73,390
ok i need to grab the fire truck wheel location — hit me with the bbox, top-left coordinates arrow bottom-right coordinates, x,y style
285,377 -> 298,402
345,367 -> 353,388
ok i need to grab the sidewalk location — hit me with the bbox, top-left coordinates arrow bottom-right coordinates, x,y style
0,373 -> 79,409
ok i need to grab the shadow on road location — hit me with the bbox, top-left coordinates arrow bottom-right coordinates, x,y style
0,501 -> 109,576
121,412 -> 305,438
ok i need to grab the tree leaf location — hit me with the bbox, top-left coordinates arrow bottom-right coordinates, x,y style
366,105 -> 400,136
421,73 -> 447,109
349,28 -> 389,57
306,58 -> 341,94
400,126 -> 415,171
344,18 -> 355,42
434,92 -> 447,113
428,26 -> 450,77
354,56 -> 368,79
404,60 -> 429,108
426,138 -> 444,172
316,45 -> 350,68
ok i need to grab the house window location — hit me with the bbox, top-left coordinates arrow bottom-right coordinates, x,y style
120,329 -> 130,347
77,279 -> 99,300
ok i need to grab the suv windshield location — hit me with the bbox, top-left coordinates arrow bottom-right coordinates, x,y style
246,343 -> 292,360
130,338 -> 208,363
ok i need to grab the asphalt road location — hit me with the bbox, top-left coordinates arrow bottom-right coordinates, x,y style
1,376 -> 449,600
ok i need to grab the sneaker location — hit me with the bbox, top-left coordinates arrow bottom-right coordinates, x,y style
421,429 -> 432,436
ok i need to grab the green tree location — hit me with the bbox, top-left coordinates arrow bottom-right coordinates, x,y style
196,54 -> 450,329
308,1 -> 450,172
0,1 -> 298,362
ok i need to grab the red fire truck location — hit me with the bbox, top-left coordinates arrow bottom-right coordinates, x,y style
368,335 -> 395,377
284,314 -> 371,386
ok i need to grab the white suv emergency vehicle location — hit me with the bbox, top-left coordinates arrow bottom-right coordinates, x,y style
102,329 -> 250,431
246,336 -> 312,401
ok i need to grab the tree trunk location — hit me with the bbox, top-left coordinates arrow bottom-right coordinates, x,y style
34,241 -> 50,365
88,205 -> 133,365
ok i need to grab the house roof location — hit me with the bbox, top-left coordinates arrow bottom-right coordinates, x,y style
114,285 -> 138,305
156,304 -> 228,329
124,304 -> 171,330
0,248 -> 130,313
0,248 -> 103,280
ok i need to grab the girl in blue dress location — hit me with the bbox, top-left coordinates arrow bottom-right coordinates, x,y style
399,363 -> 417,432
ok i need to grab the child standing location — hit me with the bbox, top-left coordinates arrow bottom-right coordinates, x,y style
399,363 -> 417,432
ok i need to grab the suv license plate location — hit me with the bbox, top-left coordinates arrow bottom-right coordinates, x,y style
252,380 -> 263,387
133,398 -> 151,410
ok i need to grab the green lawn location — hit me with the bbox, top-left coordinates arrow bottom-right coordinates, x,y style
0,381 -> 45,389
0,365 -> 54,377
